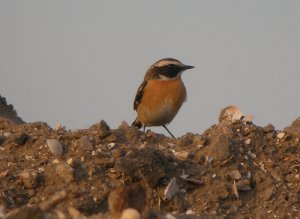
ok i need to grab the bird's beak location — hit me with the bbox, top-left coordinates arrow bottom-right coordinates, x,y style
182,65 -> 194,70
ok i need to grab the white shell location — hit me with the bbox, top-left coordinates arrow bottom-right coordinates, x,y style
219,105 -> 254,124
219,105 -> 243,123
46,139 -> 63,156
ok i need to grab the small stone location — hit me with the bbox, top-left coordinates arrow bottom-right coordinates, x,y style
120,208 -> 141,219
79,136 -> 94,151
165,213 -> 177,219
18,169 -> 38,189
90,120 -> 111,139
105,133 -> 118,142
3,132 -> 12,137
227,170 -> 242,180
38,167 -> 45,173
164,178 -> 180,200
263,124 -> 275,133
266,132 -> 274,140
107,142 -> 117,150
15,133 -> 29,145
67,158 -> 73,165
186,209 -> 195,215
55,164 -> 74,183
261,187 -> 273,201
277,132 -> 285,139
244,139 -> 251,145
237,178 -> 252,191
52,159 -> 60,164
217,185 -> 229,199
207,134 -> 231,161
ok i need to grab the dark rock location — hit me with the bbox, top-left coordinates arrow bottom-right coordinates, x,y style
89,120 -> 111,139
15,133 -> 29,145
0,135 -> 5,145
236,178 -> 252,191
263,124 -> 275,133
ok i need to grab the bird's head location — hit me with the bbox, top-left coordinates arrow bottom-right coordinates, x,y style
145,58 -> 194,80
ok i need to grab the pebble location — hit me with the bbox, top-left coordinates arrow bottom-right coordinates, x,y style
38,167 -> 45,173
261,187 -> 273,201
52,159 -> 60,164
263,124 -> 275,133
237,178 -> 252,191
91,120 -> 111,139
55,164 -> 74,183
14,133 -> 29,145
244,139 -> 251,145
3,132 -> 12,137
207,134 -> 231,161
266,132 -> 275,140
227,170 -> 242,180
18,169 -> 38,189
79,136 -> 94,151
277,132 -> 285,140
186,209 -> 195,215
164,178 -> 180,200
165,213 -> 177,219
120,208 -> 141,219
67,158 -> 73,165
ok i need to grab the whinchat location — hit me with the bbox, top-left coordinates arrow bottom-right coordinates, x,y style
132,58 -> 194,138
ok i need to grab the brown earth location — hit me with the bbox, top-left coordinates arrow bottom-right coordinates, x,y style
1,96 -> 300,219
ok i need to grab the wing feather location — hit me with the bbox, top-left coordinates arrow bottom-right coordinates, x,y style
133,80 -> 148,110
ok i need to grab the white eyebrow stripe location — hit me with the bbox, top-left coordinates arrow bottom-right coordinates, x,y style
154,60 -> 184,67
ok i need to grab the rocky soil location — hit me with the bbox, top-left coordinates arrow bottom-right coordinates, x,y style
1,96 -> 300,219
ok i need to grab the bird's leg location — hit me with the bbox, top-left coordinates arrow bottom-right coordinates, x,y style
162,125 -> 175,138
143,126 -> 146,132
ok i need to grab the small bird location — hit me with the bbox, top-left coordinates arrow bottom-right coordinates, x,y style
132,58 -> 194,138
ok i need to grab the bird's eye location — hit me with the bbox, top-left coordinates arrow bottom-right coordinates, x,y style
168,64 -> 174,68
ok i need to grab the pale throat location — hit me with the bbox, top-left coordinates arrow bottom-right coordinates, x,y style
158,72 -> 182,81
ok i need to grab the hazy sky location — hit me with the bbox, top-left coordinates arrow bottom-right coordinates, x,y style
1,1 -> 299,137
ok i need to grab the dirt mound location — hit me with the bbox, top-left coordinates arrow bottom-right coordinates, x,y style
0,96 -> 24,124
0,102 -> 300,218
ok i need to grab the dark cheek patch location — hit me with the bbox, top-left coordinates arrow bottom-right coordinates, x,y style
157,66 -> 181,78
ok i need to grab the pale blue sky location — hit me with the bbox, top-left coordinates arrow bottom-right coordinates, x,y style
1,1 -> 299,136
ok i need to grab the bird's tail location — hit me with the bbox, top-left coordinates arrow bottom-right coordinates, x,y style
131,117 -> 142,129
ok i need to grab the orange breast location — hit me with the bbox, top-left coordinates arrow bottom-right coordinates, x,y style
137,78 -> 187,126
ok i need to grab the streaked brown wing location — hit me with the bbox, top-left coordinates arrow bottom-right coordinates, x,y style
133,80 -> 148,110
